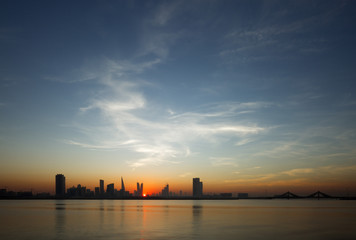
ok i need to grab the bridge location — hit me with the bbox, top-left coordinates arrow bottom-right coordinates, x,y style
274,190 -> 333,199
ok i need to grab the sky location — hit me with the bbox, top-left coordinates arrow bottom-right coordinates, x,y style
1,0 -> 356,196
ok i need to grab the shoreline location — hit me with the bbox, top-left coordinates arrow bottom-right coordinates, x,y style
1,196 -> 355,200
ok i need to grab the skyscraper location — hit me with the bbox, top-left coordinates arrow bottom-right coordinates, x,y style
162,184 -> 169,198
55,174 -> 65,197
121,177 -> 125,191
135,182 -> 143,197
193,178 -> 203,198
107,183 -> 114,196
95,187 -> 100,196
100,179 -> 104,195
118,177 -> 129,197
136,182 -> 140,196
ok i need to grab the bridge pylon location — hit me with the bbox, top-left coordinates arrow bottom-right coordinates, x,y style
276,191 -> 301,199
307,191 -> 332,199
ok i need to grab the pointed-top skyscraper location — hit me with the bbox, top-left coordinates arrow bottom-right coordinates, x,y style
121,177 -> 125,191
118,177 -> 129,198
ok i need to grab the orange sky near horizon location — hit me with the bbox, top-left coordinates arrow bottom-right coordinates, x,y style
1,172 -> 355,197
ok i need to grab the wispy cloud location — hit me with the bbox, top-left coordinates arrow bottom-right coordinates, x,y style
225,173 -> 280,184
253,141 -> 297,158
65,59 -> 267,168
179,172 -> 192,178
63,139 -> 137,150
211,157 -> 238,167
281,168 -> 314,176
235,138 -> 254,146
150,1 -> 182,26
225,164 -> 356,184
60,2 -> 275,168
219,2 -> 347,62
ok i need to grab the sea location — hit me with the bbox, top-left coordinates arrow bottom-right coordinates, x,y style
0,199 -> 355,240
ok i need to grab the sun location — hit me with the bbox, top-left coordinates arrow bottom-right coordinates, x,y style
143,193 -> 146,197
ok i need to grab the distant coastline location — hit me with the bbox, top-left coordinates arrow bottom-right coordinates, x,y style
1,196 -> 355,200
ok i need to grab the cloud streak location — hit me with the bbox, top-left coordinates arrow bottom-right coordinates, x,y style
220,2 -> 348,62
211,157 -> 238,167
225,165 -> 356,185
66,59 -> 267,168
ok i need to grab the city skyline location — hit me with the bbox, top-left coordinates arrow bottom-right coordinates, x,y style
1,1 -> 356,196
1,173 -> 348,199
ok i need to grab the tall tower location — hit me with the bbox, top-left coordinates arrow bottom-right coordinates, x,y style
193,178 -> 203,198
121,177 -> 125,191
107,183 -> 114,196
162,184 -> 169,198
100,179 -> 104,195
55,174 -> 66,197
136,182 -> 143,196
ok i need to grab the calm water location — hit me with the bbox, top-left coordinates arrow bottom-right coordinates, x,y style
1,199 -> 356,240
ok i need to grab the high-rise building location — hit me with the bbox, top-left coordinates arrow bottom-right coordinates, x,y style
107,183 -> 114,196
67,184 -> 88,197
193,178 -> 203,198
95,187 -> 100,196
162,184 -> 169,198
55,174 -> 66,197
121,177 -> 125,191
100,179 -> 104,195
118,177 -> 129,197
135,182 -> 143,197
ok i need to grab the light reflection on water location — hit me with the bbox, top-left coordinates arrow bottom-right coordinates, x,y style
0,199 -> 356,240
55,202 -> 65,240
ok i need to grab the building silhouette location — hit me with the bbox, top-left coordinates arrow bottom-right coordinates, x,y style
67,184 -> 93,197
121,177 -> 125,191
55,174 -> 65,197
118,177 -> 129,197
135,182 -> 143,197
107,183 -> 114,196
193,178 -> 203,198
95,187 -> 100,196
162,184 -> 169,198
100,179 -> 104,195
220,193 -> 232,198
238,193 -> 248,199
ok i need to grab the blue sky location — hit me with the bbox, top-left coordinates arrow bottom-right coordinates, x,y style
1,0 -> 356,194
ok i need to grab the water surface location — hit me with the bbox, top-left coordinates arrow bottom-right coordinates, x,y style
1,199 -> 355,239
